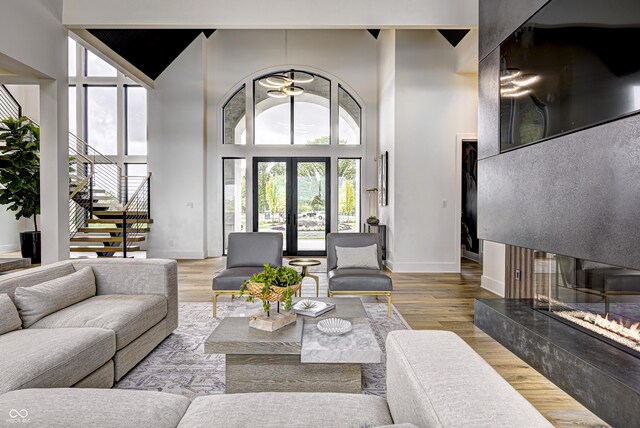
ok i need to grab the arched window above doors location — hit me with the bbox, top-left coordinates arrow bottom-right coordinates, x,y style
222,69 -> 362,146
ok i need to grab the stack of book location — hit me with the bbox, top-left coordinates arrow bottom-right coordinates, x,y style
292,299 -> 336,317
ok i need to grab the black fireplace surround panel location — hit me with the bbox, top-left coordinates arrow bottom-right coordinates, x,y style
499,0 -> 640,152
475,299 -> 640,427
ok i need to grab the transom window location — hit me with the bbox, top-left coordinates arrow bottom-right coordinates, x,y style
223,70 -> 361,146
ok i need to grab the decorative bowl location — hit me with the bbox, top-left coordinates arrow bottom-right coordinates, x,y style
317,317 -> 352,335
367,218 -> 380,225
294,299 -> 327,311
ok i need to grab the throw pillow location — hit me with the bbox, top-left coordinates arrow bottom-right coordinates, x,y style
335,244 -> 380,270
14,267 -> 97,328
0,293 -> 21,334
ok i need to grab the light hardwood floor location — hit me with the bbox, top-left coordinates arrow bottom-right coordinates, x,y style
178,257 -> 608,428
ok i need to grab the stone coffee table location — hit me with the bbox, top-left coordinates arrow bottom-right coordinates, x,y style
204,297 -> 382,394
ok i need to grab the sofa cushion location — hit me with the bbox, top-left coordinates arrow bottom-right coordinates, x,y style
178,392 -> 393,428
0,388 -> 190,428
14,266 -> 96,328
212,266 -> 265,290
0,293 -> 21,335
336,243 -> 380,269
0,262 -> 75,302
385,330 -> 552,428
328,268 -> 393,291
0,328 -> 115,394
30,294 -> 167,350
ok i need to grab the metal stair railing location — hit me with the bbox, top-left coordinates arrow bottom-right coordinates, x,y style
0,85 -> 21,124
121,172 -> 151,257
69,172 -> 95,239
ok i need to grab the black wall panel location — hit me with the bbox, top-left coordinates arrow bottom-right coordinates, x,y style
477,113 -> 640,270
478,50 -> 500,160
478,0 -> 640,268
479,0 -> 549,60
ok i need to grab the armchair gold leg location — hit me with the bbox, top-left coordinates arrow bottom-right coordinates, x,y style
212,294 -> 218,318
387,293 -> 392,318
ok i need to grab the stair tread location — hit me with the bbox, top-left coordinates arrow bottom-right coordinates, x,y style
87,218 -> 153,224
71,236 -> 145,243
78,227 -> 150,233
71,246 -> 141,252
94,211 -> 147,216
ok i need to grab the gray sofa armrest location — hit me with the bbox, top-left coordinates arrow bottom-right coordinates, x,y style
386,330 -> 552,428
70,259 -> 178,334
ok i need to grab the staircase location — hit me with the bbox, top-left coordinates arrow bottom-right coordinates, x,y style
68,134 -> 152,257
1,84 -> 152,257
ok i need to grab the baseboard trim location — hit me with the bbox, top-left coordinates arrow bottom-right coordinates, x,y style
385,260 -> 459,273
146,250 -> 205,259
481,275 -> 505,297
0,243 -> 19,253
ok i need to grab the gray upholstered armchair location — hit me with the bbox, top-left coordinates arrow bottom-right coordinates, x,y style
327,233 -> 393,317
212,232 -> 283,317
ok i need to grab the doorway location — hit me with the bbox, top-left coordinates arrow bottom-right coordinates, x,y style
461,139 -> 480,261
252,157 -> 330,256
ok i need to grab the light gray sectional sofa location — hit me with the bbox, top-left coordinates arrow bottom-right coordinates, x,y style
0,258 -> 177,395
0,329 -> 552,427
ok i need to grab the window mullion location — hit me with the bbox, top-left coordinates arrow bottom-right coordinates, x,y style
330,81 -> 339,145
290,95 -> 294,145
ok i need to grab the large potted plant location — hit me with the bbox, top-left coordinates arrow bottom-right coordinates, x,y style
0,117 -> 41,263
240,264 -> 302,332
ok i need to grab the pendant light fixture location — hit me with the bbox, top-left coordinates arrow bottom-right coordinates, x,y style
259,30 -> 314,98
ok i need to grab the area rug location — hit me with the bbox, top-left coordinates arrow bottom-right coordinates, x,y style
114,300 -> 410,398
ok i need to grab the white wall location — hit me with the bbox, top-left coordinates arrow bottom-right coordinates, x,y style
206,30 -> 378,256
377,29 -> 396,264
379,30 -> 478,273
0,1 -> 69,263
150,29 -> 378,258
63,0 -> 478,29
481,240 -> 506,296
148,35 -> 207,259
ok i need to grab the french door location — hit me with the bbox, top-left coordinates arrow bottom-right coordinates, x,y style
253,157 -> 330,256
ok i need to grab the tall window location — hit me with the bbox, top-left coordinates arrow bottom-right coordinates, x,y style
68,37 -> 148,182
338,159 -> 361,232
220,69 -> 365,246
223,158 -> 247,253
86,86 -> 117,155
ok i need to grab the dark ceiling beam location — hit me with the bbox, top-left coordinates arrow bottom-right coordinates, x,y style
88,29 -> 215,80
367,29 -> 381,39
437,29 -> 470,47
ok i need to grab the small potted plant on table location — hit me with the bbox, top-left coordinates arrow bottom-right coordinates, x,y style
240,264 -> 302,332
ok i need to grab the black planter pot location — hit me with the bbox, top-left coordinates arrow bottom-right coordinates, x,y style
20,231 -> 41,264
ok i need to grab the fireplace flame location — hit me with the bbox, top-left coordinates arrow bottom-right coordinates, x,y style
553,309 -> 640,353
590,313 -> 640,342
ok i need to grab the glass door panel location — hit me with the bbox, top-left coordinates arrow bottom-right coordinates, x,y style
255,160 -> 288,251
296,161 -> 327,252
253,158 -> 330,255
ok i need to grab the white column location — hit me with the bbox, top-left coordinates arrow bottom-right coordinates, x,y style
39,79 -> 70,264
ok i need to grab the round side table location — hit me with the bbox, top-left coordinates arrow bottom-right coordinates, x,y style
288,259 -> 322,297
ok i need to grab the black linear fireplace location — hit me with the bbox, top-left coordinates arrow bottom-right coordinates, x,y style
533,252 -> 640,358
475,250 -> 640,427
